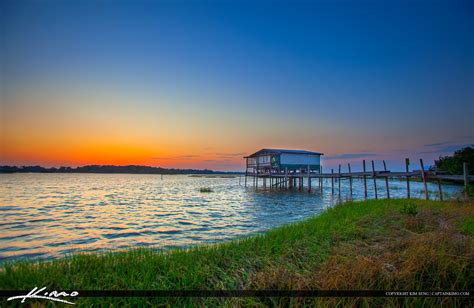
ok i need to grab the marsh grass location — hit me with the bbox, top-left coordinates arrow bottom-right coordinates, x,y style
1,199 -> 472,306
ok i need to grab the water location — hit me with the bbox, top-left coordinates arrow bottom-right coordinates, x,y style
0,173 -> 462,262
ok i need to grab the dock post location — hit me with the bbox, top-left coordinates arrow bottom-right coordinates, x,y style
320,165 -> 323,193
331,169 -> 334,195
285,168 -> 288,189
405,158 -> 410,199
363,160 -> 367,199
255,162 -> 259,188
348,163 -> 352,198
244,158 -> 248,187
437,178 -> 443,201
464,162 -> 469,188
299,169 -> 302,191
307,164 -> 311,192
420,159 -> 428,200
372,160 -> 378,199
338,164 -> 341,197
383,160 -> 390,199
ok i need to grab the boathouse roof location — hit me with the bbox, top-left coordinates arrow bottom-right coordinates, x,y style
245,148 -> 323,158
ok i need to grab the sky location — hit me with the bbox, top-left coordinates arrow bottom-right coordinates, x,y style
1,0 -> 473,171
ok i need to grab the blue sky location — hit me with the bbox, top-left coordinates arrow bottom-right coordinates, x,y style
2,0 -> 473,170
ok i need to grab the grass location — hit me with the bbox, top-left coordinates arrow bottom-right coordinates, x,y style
199,187 -> 213,193
1,199 -> 472,306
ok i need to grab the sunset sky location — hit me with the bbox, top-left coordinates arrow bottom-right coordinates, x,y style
1,0 -> 473,171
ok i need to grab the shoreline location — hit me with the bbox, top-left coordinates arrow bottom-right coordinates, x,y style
1,198 -> 472,306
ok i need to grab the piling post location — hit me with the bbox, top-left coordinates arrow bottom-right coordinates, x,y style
420,159 -> 428,200
320,165 -> 323,193
405,158 -> 410,199
331,169 -> 334,195
244,158 -> 248,187
255,162 -> 259,188
383,160 -> 390,199
464,162 -> 469,188
338,164 -> 341,197
437,178 -> 443,201
307,164 -> 311,192
299,169 -> 302,191
372,160 -> 378,199
348,163 -> 352,198
363,160 -> 367,199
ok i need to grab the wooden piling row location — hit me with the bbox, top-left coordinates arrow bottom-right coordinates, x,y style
244,158 -> 470,203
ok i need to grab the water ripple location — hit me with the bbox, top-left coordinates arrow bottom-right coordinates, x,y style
0,173 -> 462,262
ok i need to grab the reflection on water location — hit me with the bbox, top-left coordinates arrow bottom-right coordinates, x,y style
0,174 -> 462,262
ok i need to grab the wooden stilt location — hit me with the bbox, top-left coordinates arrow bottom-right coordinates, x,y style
372,160 -> 378,199
420,159 -> 428,200
299,169 -> 302,191
331,169 -> 334,195
437,178 -> 443,201
320,165 -> 323,193
348,163 -> 352,198
338,164 -> 341,197
463,162 -> 469,198
255,163 -> 258,188
307,164 -> 311,192
405,158 -> 410,199
383,160 -> 390,199
363,160 -> 367,199
244,158 -> 248,187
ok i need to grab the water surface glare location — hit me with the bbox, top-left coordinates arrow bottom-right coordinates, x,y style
0,174 -> 462,262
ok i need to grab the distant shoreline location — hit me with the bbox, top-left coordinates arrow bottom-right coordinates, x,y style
0,165 -> 242,175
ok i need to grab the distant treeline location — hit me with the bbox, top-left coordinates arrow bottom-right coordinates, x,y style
0,165 -> 240,175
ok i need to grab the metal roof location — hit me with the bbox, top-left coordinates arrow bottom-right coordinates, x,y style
245,148 -> 323,158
